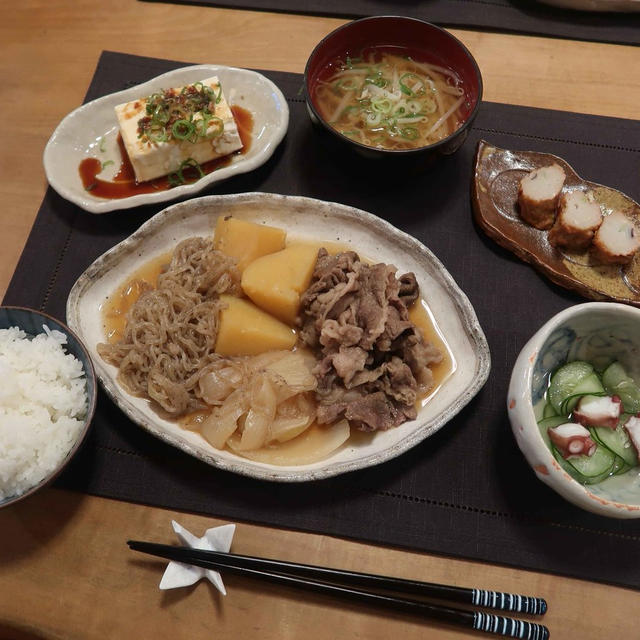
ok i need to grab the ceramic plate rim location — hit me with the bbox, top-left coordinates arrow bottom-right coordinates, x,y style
43,65 -> 289,214
66,192 -> 490,481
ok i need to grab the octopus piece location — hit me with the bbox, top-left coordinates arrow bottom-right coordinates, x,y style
517,163 -> 566,230
548,423 -> 597,459
573,395 -> 621,429
623,415 -> 640,458
548,190 -> 602,252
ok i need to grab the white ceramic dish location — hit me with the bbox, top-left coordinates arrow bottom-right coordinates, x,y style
44,66 -> 289,214
508,302 -> 640,518
66,193 -> 490,481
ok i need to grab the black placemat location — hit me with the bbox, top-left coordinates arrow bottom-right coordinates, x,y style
141,0 -> 640,47
6,50 -> 640,590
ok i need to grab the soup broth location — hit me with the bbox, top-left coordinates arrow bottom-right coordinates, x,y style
313,47 -> 467,150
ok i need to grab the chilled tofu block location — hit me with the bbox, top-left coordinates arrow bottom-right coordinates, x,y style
548,190 -> 603,251
114,76 -> 243,183
591,210 -> 640,265
518,163 -> 566,230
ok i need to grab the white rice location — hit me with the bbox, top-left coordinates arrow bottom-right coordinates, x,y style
0,325 -> 88,501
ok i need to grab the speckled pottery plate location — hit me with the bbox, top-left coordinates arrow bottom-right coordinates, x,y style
44,66 -> 289,214
472,140 -> 640,305
66,193 -> 490,482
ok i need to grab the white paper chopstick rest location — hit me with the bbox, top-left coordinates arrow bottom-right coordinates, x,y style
158,520 -> 236,594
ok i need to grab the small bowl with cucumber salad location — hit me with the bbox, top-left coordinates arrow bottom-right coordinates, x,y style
508,302 -> 640,518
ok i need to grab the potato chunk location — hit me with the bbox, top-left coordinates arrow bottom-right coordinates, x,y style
214,217 -> 286,272
241,244 -> 320,326
215,295 -> 296,356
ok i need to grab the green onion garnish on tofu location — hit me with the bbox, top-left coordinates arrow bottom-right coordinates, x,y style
167,158 -> 205,187
137,82 -> 223,145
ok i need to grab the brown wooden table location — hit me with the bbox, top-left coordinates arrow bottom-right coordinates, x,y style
2,1 -> 639,637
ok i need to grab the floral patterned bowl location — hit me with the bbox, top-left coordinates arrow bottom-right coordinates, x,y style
508,302 -> 640,518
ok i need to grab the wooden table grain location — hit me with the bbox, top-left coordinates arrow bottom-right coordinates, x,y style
1,1 -> 639,638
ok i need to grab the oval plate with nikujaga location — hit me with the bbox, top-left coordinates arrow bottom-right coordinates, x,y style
66,192 -> 490,482
472,140 -> 640,305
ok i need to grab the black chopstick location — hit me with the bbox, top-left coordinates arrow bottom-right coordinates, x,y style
128,541 -> 549,640
127,541 -> 546,615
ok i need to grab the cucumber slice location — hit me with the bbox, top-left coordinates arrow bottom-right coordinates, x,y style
612,381 -> 640,414
559,373 -> 606,414
602,362 -> 640,413
613,458 -> 632,476
553,444 -> 616,484
538,416 -> 569,430
538,416 -> 569,446
565,444 -> 615,477
602,362 -> 629,391
591,423 -> 639,467
543,403 -> 558,418
548,361 -> 594,415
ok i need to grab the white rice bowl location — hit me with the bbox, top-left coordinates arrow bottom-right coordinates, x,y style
0,325 -> 88,501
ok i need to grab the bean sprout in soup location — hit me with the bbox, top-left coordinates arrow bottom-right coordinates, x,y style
313,47 -> 467,150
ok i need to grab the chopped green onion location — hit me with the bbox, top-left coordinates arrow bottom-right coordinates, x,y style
365,75 -> 387,89
168,158 -> 205,188
147,128 -> 169,143
371,97 -> 392,114
101,160 -> 114,170
204,116 -> 224,138
399,73 -> 425,97
172,119 -> 195,140
364,111 -> 383,128
98,136 -> 106,153
400,126 -> 419,140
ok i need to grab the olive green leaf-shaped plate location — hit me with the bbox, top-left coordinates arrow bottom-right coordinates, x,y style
472,140 -> 640,305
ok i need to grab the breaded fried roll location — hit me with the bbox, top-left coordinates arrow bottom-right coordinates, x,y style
518,163 -> 566,230
548,190 -> 602,252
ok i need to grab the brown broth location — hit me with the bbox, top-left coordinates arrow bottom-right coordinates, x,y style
100,251 -> 172,343
408,299 -> 456,405
312,47 -> 466,150
79,106 -> 253,200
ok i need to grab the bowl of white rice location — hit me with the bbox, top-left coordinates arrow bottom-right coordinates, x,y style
0,306 -> 96,508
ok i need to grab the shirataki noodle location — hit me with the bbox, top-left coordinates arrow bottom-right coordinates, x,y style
97,238 -> 241,415
314,49 -> 466,150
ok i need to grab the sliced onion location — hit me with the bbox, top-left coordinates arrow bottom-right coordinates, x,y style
237,377 -> 277,450
228,420 -> 351,466
262,351 -> 316,391
198,365 -> 243,404
200,388 -> 247,449
269,394 -> 316,443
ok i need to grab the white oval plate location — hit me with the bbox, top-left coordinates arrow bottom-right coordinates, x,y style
66,193 -> 491,481
44,66 -> 289,214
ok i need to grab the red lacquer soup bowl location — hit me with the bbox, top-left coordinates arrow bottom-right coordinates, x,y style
304,16 -> 483,167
